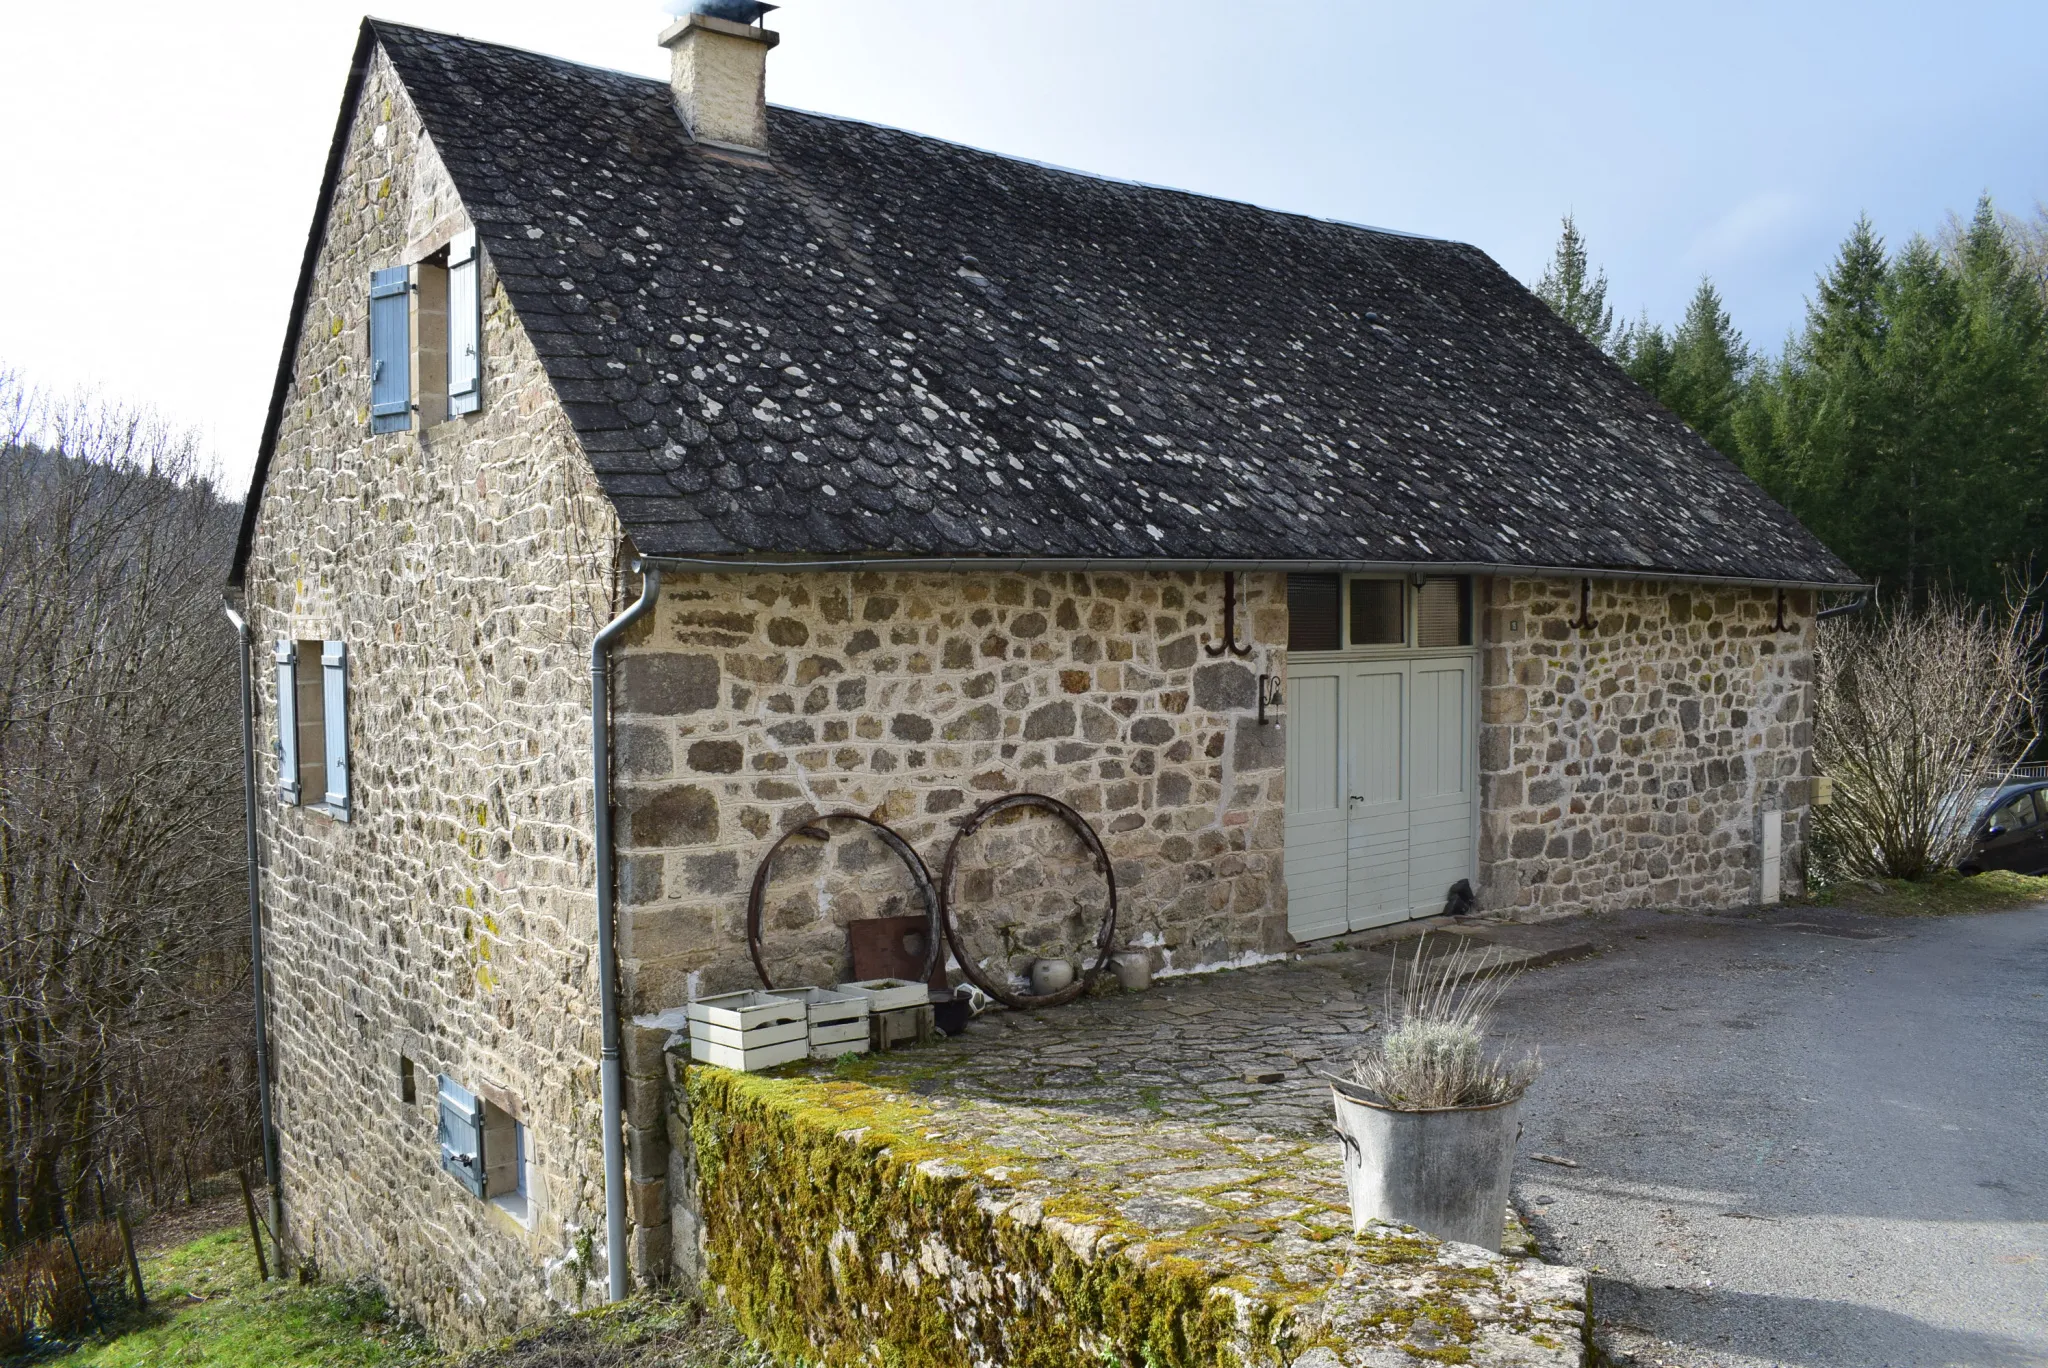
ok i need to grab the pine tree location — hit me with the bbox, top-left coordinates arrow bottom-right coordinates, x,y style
1534,214 -> 1616,352
1614,313 -> 1675,396
1662,279 -> 1751,456
1753,205 -> 2048,602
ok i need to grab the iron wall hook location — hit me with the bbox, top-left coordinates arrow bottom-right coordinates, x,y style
1204,570 -> 1255,658
1567,577 -> 1596,632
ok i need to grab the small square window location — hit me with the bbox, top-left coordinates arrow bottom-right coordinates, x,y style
483,1100 -> 530,1222
1416,577 -> 1473,648
1349,580 -> 1405,646
438,1078 -> 531,1221
293,641 -> 327,799
1286,574 -> 1342,651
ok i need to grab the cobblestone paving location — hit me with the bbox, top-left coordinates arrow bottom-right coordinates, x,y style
853,952 -> 1394,1240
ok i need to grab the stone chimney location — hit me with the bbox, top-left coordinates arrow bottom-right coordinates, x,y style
659,8 -> 780,154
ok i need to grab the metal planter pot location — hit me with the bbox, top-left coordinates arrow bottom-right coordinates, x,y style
1329,1080 -> 1521,1251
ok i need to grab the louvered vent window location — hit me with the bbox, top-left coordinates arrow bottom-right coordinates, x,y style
1286,574 -> 1342,651
1417,577 -> 1473,647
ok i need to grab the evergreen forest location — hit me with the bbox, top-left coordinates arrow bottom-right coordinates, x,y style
1535,201 -> 2048,602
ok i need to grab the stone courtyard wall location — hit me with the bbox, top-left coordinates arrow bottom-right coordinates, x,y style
1476,577 -> 1815,918
673,1065 -> 1587,1368
240,48 -> 627,1339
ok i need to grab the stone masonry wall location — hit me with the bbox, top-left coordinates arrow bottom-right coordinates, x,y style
612,569 -> 1292,1280
1477,577 -> 1815,917
240,49 -> 627,1339
611,569 -> 1292,1008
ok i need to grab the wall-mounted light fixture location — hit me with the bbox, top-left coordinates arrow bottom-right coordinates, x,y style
1258,672 -> 1284,726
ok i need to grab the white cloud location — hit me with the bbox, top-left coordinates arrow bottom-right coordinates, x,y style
1684,191 -> 1811,272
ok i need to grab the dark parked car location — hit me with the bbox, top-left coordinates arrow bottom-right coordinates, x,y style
1960,782 -> 2048,875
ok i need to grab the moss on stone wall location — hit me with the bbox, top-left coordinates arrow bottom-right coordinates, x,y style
683,1065 -> 1586,1368
688,1067 -> 1290,1368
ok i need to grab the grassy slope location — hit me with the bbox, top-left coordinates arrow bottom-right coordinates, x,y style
36,1227 -> 765,1368
44,1230 -> 427,1368
1804,868 -> 2048,918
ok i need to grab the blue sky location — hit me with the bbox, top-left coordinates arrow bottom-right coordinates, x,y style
2,0 -> 2042,488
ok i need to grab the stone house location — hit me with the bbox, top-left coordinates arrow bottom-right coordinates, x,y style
225,10 -> 1858,1338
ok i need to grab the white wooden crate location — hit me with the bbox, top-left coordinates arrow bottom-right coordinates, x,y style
770,986 -> 871,1029
687,991 -> 810,1072
689,990 -> 807,1033
839,978 -> 928,1013
689,1036 -> 810,1072
771,987 -> 872,1060
691,1016 -> 807,1053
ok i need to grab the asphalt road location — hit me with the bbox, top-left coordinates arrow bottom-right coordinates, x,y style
1489,903 -> 2048,1368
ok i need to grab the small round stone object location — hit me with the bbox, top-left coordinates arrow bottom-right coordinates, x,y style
1029,958 -> 1075,996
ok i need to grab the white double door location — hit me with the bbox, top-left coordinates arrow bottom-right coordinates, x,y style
1284,655 -> 1476,940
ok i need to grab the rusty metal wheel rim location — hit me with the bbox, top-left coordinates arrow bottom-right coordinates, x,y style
745,812 -> 942,990
938,792 -> 1119,1011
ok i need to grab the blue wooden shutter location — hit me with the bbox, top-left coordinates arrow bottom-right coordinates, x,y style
274,640 -> 300,805
437,1077 -> 487,1198
321,641 -> 350,816
369,267 -> 412,433
447,231 -> 481,416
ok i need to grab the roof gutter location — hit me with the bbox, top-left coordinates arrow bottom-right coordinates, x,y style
590,562 -> 662,1303
638,553 -> 1868,595
1816,593 -> 1870,621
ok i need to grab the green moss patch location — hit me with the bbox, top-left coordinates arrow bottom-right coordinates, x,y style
689,1067 -> 1268,1368
685,1066 -> 1587,1367
1805,869 -> 2048,917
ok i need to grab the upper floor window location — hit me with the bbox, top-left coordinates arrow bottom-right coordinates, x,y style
275,638 -> 350,820
366,229 -> 483,433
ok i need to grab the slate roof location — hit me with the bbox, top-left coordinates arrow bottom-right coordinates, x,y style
236,20 -> 1860,587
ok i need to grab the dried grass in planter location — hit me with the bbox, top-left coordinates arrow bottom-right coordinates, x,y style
1349,936 -> 1541,1111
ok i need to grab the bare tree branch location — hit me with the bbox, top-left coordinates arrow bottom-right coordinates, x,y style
1813,580 -> 2044,882
0,368 -> 251,1244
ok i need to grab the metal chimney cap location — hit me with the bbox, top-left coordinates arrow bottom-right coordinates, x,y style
666,0 -> 778,23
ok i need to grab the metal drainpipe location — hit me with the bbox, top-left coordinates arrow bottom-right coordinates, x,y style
222,603 -> 284,1256
591,562 -> 661,1303
1816,594 -> 1870,621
